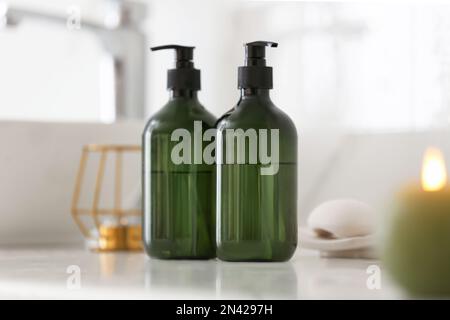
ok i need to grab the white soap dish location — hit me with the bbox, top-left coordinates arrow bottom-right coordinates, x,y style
300,199 -> 379,259
299,227 -> 378,259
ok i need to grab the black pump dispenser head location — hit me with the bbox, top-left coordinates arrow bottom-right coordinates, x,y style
151,45 -> 201,91
238,41 -> 278,89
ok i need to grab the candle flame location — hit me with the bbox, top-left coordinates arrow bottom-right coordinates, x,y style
422,147 -> 447,191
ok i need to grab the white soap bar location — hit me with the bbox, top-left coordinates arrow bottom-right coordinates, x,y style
307,199 -> 375,239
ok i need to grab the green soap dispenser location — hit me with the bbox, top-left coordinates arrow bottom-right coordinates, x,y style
216,41 -> 298,262
142,45 -> 217,259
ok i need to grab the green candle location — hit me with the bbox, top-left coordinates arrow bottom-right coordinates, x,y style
384,147 -> 450,297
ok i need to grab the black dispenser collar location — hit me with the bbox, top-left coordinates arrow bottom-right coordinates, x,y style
238,41 -> 278,89
151,45 -> 201,91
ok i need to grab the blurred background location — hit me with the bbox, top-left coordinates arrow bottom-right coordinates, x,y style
1,0 -> 450,245
3,0 -> 450,130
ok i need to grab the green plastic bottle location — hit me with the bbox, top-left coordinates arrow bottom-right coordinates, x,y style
142,45 -> 216,259
216,41 -> 298,262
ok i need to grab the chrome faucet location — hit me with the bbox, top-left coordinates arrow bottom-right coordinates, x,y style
0,0 -> 147,121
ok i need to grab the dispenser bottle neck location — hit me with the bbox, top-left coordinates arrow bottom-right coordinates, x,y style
170,89 -> 198,99
240,88 -> 271,99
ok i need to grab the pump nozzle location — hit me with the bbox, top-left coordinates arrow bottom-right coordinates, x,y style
238,41 -> 278,89
244,41 -> 278,66
151,45 -> 195,68
151,44 -> 200,90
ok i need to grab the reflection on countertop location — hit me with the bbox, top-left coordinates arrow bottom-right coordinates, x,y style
0,246 -> 402,299
144,258 -> 298,299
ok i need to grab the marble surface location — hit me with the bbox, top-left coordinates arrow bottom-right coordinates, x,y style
0,246 -> 403,299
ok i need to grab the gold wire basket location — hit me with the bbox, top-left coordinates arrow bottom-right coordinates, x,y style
71,144 -> 142,252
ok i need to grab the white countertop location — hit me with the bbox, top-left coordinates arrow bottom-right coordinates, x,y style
0,246 -> 403,299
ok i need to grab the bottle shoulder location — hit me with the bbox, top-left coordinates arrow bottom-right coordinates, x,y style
144,99 -> 216,134
217,99 -> 297,137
